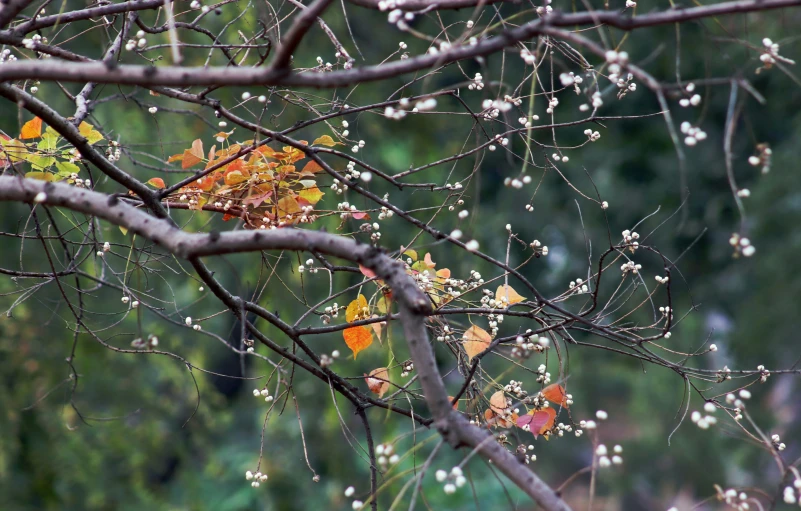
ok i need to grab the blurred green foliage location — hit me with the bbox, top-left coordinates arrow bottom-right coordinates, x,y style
2,2 -> 801,510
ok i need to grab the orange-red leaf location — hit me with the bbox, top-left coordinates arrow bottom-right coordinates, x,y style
365,367 -> 390,398
343,326 -> 372,358
463,325 -> 491,361
541,384 -> 569,408
20,117 -> 42,139
147,177 -> 166,189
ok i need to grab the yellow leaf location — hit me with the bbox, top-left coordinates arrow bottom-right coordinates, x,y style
346,294 -> 369,323
78,122 -> 104,144
365,367 -> 390,398
312,135 -> 337,147
0,138 -> 29,162
20,117 -> 42,139
25,171 -> 54,181
402,249 -> 418,262
224,169 -> 247,186
463,325 -> 491,361
298,185 -> 324,205
276,196 -> 301,220
343,326 -> 372,358
495,284 -> 526,305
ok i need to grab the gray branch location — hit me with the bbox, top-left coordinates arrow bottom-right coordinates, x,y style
0,175 -> 572,511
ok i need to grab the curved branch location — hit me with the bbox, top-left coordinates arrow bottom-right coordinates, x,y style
0,176 -> 571,511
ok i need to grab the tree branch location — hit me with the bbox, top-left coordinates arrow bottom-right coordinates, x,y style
0,176 -> 571,511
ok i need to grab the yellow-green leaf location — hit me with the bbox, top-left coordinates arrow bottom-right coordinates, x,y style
78,122 -> 104,145
312,135 -> 337,147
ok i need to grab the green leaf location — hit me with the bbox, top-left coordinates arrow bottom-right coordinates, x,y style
55,161 -> 80,177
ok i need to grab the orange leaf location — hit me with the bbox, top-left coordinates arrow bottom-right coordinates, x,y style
495,284 -> 526,305
541,384 -> 569,408
20,117 -> 42,139
435,268 -> 451,280
365,367 -> 390,398
343,326 -> 372,358
181,149 -> 203,169
147,177 -> 166,189
423,253 -> 436,268
463,325 -> 491,361
301,160 -> 323,174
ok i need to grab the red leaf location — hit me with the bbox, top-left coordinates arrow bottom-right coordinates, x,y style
516,408 -> 557,438
359,265 -> 377,279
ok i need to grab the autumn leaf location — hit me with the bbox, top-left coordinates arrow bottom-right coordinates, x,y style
181,138 -> 204,169
147,177 -> 166,189
20,117 -> 42,139
78,122 -> 104,144
516,408 -> 557,438
298,185 -> 324,205
276,196 -> 301,220
343,325 -> 372,358
312,135 -> 337,147
351,211 -> 370,220
365,367 -> 390,398
541,383 -> 569,408
402,249 -> 418,262
359,264 -> 377,279
301,160 -> 323,174
25,171 -> 55,181
346,294 -> 369,323
495,284 -> 526,305
0,138 -> 28,163
224,169 -> 248,186
435,268 -> 451,280
463,325 -> 491,361
489,390 -> 509,414
182,149 -> 203,169
423,253 -> 436,268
